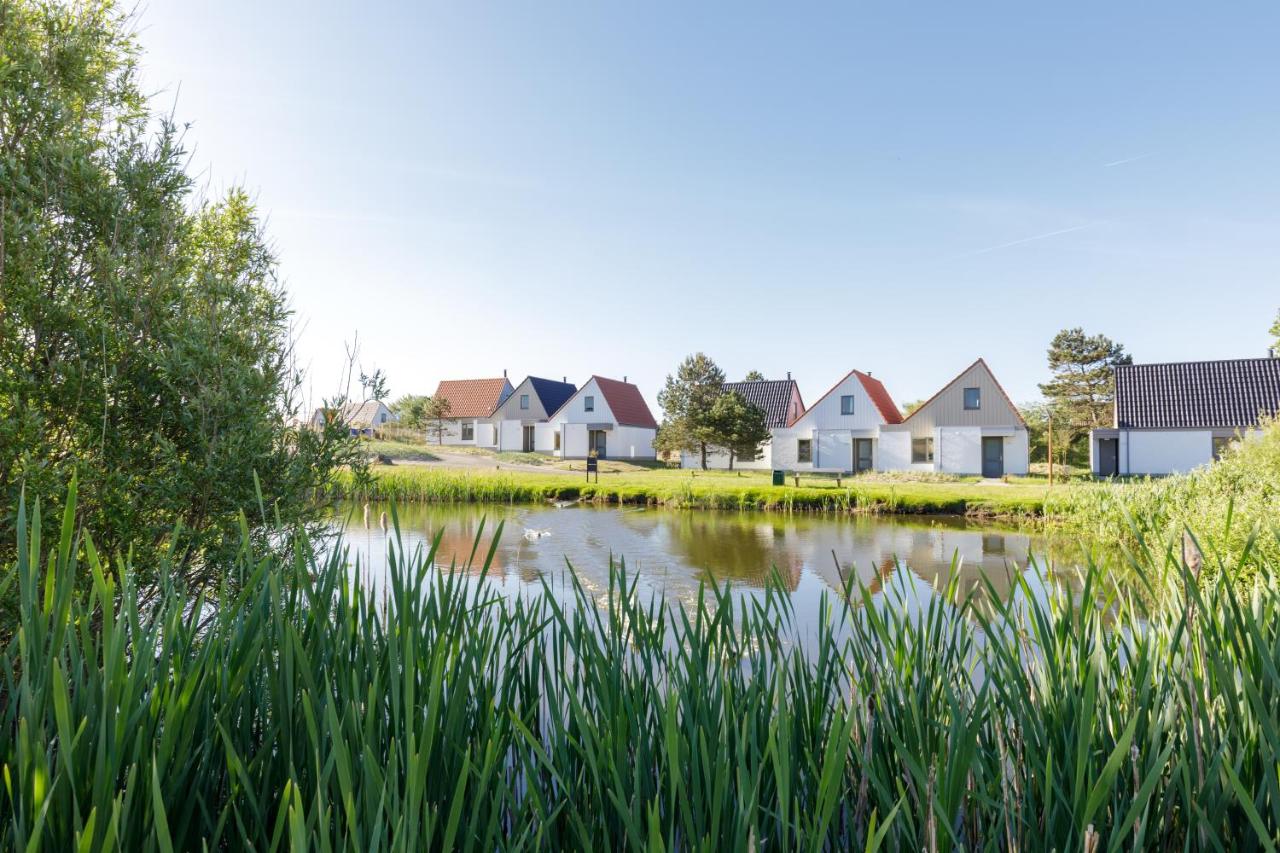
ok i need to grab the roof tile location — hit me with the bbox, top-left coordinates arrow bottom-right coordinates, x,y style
433,378 -> 513,418
1115,358 -> 1280,429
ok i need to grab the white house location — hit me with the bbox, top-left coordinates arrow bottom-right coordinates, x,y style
549,376 -> 658,460
431,375 -> 514,446
489,375 -> 578,454
878,358 -> 1029,477
1090,355 -> 1280,476
769,370 -> 904,472
679,376 -> 805,470
307,399 -> 397,436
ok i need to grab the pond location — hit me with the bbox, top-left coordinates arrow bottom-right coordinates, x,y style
333,503 -> 1089,624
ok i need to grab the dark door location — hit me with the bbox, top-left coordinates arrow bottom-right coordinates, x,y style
981,437 -> 1004,478
1098,438 -> 1119,477
522,425 -> 535,453
589,430 -> 607,459
853,439 -> 873,472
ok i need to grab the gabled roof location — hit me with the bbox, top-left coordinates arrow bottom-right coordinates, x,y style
802,369 -> 904,425
552,376 -> 659,429
433,377 -> 512,418
526,376 -> 577,416
1115,357 -> 1280,429
312,399 -> 390,428
722,379 -> 804,428
902,358 -> 1026,427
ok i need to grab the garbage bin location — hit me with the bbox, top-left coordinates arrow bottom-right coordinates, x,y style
772,469 -> 785,487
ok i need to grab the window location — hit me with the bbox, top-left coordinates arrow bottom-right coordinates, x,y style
797,439 -> 812,463
840,395 -> 855,415
963,387 -> 981,410
520,394 -> 529,410
380,412 -> 388,423
584,395 -> 594,412
461,423 -> 474,441
1212,435 -> 1232,460
911,437 -> 934,464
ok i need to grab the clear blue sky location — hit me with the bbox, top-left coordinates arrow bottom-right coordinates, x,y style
139,2 -> 1280,412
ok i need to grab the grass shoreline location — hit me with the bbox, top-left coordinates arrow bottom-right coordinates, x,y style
341,467 -> 1062,518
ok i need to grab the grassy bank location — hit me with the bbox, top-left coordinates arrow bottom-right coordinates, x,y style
342,466 -> 1061,517
6,491 -> 1280,848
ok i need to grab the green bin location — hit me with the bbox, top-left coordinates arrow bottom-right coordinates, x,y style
772,469 -> 785,487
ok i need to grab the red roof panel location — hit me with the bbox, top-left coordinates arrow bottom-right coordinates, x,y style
433,378 -> 512,418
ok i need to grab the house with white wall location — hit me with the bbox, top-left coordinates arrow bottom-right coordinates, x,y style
1090,356 -> 1280,476
307,399 -> 397,436
431,375 -> 514,446
490,375 -> 577,454
550,376 -> 658,459
770,370 -> 903,473
879,359 -> 1029,477
679,376 -> 805,470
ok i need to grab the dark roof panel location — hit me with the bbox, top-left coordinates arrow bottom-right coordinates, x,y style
722,379 -> 802,428
526,376 -> 577,416
1115,358 -> 1280,429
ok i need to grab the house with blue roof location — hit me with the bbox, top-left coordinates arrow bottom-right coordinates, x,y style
490,375 -> 579,453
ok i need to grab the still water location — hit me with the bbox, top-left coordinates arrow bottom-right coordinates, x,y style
334,503 -> 1087,622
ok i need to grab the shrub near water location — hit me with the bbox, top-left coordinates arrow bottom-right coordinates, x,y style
5,488 -> 1280,849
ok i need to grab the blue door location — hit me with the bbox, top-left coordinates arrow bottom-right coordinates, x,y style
981,437 -> 1004,478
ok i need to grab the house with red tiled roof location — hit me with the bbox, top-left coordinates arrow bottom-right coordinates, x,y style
549,376 -> 658,460
770,369 -> 904,473
878,358 -> 1028,476
431,374 -> 514,446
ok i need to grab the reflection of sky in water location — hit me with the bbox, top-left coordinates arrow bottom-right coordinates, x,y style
332,504 -> 1087,628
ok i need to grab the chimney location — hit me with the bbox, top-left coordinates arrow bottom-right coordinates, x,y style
787,371 -> 791,381
623,375 -> 628,383
1271,347 -> 1277,359
563,376 -> 567,383
503,368 -> 507,378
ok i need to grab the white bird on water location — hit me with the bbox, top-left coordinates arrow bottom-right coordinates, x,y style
523,528 -> 551,540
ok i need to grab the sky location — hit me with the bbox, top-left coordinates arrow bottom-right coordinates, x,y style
137,1 -> 1280,413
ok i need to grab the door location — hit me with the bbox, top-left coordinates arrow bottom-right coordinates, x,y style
589,430 -> 607,459
981,437 -> 1004,478
1098,438 -> 1119,477
853,439 -> 873,472
522,425 -> 535,453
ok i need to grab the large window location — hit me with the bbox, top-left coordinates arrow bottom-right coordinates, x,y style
461,422 -> 474,441
584,395 -> 595,412
963,387 -> 981,410
797,439 -> 812,463
840,395 -> 855,415
911,437 -> 934,464
520,394 -> 529,410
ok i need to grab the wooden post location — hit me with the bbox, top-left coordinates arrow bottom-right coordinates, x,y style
1047,412 -> 1054,487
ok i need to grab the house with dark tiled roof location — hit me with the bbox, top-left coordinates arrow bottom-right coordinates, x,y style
1090,355 -> 1280,476
549,376 -> 658,460
431,374 -> 514,446
679,375 -> 805,470
878,359 -> 1028,476
770,369 -> 905,473
490,376 -> 578,453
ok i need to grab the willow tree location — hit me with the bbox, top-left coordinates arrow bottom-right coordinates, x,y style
0,0 -> 362,579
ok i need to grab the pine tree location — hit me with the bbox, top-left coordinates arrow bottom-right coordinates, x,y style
657,353 -> 727,469
1037,328 -> 1131,463
709,392 -> 771,470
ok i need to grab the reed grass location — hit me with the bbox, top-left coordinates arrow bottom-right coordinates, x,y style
3,482 -> 1280,849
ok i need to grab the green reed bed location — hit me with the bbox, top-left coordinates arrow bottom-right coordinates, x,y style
345,467 -> 1050,517
4,485 -> 1280,850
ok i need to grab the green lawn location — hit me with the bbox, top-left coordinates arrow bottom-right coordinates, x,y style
346,463 -> 1102,518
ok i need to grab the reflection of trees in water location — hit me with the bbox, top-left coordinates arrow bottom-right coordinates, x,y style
656,512 -> 798,590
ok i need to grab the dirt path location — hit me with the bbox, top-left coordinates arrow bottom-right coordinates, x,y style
395,449 -> 570,476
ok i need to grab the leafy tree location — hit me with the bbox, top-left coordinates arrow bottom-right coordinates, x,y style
360,368 -> 390,402
709,392 -> 771,470
0,1 -> 362,579
392,394 -> 431,430
1038,328 -> 1131,460
1270,309 -> 1280,353
744,370 -> 766,381
1020,401 -> 1081,471
657,353 -> 727,469
901,399 -> 926,416
423,397 -> 453,445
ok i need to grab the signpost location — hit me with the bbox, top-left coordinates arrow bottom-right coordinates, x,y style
586,456 -> 599,483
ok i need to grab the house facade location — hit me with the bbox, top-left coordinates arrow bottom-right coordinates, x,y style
1090,356 -> 1280,476
431,376 -> 514,446
679,377 -> 805,469
308,399 -> 397,436
550,376 -> 658,459
490,376 -> 577,453
770,370 -> 903,472
879,359 -> 1028,477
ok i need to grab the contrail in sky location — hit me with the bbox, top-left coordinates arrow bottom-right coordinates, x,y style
951,222 -> 1103,259
1104,152 -> 1155,167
